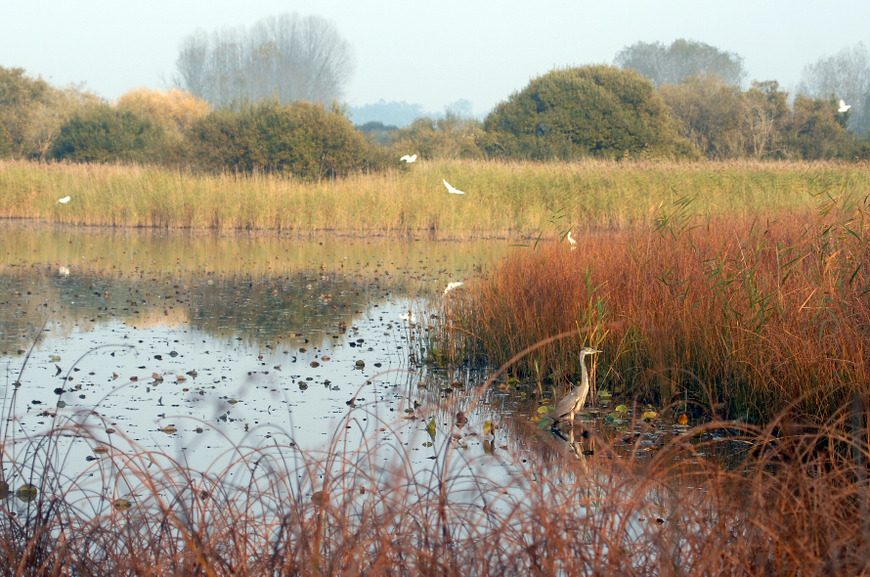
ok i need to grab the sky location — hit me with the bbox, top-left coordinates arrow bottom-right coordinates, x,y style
1,1 -> 867,118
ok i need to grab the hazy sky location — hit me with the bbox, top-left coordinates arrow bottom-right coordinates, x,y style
1,1 -> 867,117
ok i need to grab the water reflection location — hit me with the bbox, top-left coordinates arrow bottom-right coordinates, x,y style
0,221 -> 511,352
0,223 -> 518,481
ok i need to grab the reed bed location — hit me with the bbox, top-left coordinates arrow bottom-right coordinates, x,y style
1,159 -> 866,237
439,189 -> 870,424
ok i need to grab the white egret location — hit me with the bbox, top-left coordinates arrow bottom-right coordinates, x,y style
444,281 -> 464,295
551,346 -> 602,427
567,231 -> 577,250
400,154 -> 417,163
442,179 -> 465,195
56,196 -> 71,204
839,100 -> 851,113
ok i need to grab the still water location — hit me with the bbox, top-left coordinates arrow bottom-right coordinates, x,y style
1,222 -> 542,498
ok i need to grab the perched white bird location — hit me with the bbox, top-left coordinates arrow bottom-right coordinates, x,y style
56,196 -> 71,204
442,179 -> 465,195
58,266 -> 70,277
566,231 -> 577,250
444,282 -> 464,295
839,99 -> 851,113
400,154 -> 417,163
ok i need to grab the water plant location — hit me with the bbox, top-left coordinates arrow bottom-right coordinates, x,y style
439,190 -> 870,424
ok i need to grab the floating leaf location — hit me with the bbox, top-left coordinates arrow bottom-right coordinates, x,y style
49,355 -> 61,363
537,405 -> 553,414
483,421 -> 494,436
0,481 -> 8,499
642,410 -> 658,421
159,425 -> 177,434
93,446 -> 109,454
113,498 -> 132,510
16,484 -> 38,502
677,413 -> 689,426
615,404 -> 629,413
537,416 -> 554,429
426,416 -> 436,440
311,490 -> 329,506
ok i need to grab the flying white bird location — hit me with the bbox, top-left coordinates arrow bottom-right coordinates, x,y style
839,99 -> 851,113
566,231 -> 577,250
56,196 -> 71,204
442,179 -> 465,195
400,154 -> 417,163
444,282 -> 464,295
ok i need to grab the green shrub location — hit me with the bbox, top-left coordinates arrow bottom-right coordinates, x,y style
50,104 -> 166,163
483,65 -> 696,160
186,100 -> 377,179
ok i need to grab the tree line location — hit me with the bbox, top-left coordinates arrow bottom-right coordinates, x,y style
1,35 -> 869,178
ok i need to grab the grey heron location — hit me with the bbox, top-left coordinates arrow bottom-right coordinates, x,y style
551,346 -> 601,427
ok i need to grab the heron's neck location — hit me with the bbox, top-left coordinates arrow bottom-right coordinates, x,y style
581,356 -> 590,387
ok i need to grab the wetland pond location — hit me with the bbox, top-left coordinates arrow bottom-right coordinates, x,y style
0,222 -> 705,516
1,222 -> 547,502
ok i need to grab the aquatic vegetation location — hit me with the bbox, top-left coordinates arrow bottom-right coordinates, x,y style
441,191 -> 870,424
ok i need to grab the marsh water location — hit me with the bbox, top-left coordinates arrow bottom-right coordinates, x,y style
2,222 -> 555,497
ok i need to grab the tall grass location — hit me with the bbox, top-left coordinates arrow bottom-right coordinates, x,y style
1,159 -> 867,237
439,190 -> 870,424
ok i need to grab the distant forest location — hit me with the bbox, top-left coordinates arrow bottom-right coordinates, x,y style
2,28 -> 869,178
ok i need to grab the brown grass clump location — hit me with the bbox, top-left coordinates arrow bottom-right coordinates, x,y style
441,193 -> 870,424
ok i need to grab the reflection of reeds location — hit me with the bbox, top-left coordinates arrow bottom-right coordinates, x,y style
2,358 -> 870,575
441,194 -> 870,424
2,159 -> 866,237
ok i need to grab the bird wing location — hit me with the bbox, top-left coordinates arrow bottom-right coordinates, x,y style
400,155 -> 411,161
443,179 -> 465,194
551,382 -> 589,421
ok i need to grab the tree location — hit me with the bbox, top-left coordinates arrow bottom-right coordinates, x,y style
659,74 -> 744,159
392,112 -> 484,160
741,81 -> 789,158
186,100 -> 375,178
482,65 -> 694,160
175,13 -> 354,108
798,42 -> 870,135
0,66 -> 51,157
785,95 -> 855,160
0,66 -> 101,159
51,104 -> 167,164
117,88 -> 212,136
615,39 -> 746,88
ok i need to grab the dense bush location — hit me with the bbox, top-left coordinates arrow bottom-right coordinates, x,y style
391,113 -> 485,160
482,65 -> 696,160
186,100 -> 377,178
0,66 -> 51,158
51,104 -> 168,163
